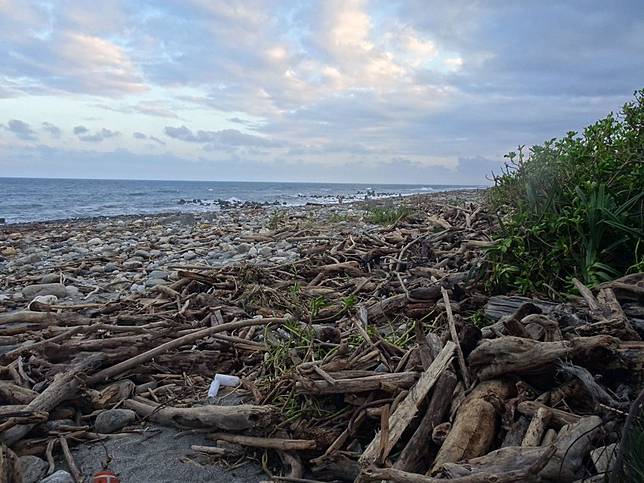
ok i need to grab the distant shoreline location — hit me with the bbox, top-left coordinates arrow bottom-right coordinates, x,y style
0,184 -> 487,227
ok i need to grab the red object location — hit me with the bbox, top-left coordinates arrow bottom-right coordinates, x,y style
93,470 -> 120,483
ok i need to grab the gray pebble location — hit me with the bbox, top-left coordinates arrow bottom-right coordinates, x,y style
183,251 -> 196,260
104,262 -> 119,273
65,286 -> 81,298
22,283 -> 66,299
123,259 -> 143,270
148,270 -> 169,280
40,470 -> 74,483
40,273 -> 60,284
18,455 -> 48,483
95,409 -> 136,433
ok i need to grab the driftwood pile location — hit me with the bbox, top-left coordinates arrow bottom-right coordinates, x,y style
0,194 -> 643,482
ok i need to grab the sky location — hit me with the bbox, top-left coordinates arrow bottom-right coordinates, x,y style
0,1 -> 642,184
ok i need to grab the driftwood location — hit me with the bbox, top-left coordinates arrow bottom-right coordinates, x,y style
1,354 -> 105,446
394,370 -> 458,472
123,399 -> 277,431
359,342 -> 455,468
468,335 -> 619,380
0,193 -> 641,482
430,380 -> 515,471
437,416 -> 602,482
208,432 -> 316,450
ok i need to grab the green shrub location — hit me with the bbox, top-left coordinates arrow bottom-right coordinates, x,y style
366,206 -> 413,225
486,89 -> 644,294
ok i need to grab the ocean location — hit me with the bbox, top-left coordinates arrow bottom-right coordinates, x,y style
0,177 -> 478,224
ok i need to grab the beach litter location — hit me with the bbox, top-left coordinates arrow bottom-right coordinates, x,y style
0,190 -> 642,482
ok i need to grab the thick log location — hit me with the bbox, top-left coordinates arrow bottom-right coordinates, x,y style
359,342 -> 455,469
437,416 -> 602,482
0,382 -> 37,405
430,380 -> 514,471
468,335 -> 619,380
123,398 -> 276,431
296,372 -> 418,395
394,370 -> 458,473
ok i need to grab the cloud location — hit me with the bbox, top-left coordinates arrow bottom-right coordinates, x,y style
2,119 -> 37,140
164,125 -> 283,148
133,132 -> 147,139
74,127 -> 120,143
0,1 -> 642,183
41,122 -> 62,138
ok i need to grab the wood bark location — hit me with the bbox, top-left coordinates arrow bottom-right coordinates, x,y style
358,342 -> 455,470
430,380 -> 515,472
468,335 -> 619,380
436,415 -> 602,482
0,353 -> 105,446
123,398 -> 276,431
394,370 -> 458,473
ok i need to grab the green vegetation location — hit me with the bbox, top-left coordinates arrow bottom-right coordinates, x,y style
268,209 -> 287,229
486,90 -> 643,294
328,212 -> 357,223
366,206 -> 413,225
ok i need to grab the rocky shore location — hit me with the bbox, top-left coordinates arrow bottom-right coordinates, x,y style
1,188 -> 641,483
0,190 -> 481,313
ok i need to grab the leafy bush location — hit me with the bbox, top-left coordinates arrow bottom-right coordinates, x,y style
486,90 -> 643,294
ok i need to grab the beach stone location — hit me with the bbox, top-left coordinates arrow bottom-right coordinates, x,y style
248,246 -> 258,257
87,237 -> 103,246
18,455 -> 48,483
95,409 -> 136,433
145,278 -> 167,288
104,262 -> 118,273
90,265 -> 103,273
236,243 -> 251,254
183,251 -> 196,260
40,273 -> 60,283
17,253 -> 41,265
130,283 -> 145,294
134,249 -> 150,258
148,270 -> 169,280
65,286 -> 80,298
41,470 -> 74,483
123,259 -> 143,270
150,249 -> 162,257
22,283 -> 66,299
259,246 -> 272,257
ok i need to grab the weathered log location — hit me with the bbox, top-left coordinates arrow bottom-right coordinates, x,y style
0,382 -> 37,405
430,380 -> 515,471
0,444 -> 21,483
296,372 -> 418,395
394,370 -> 458,473
437,415 -> 602,482
208,432 -> 316,450
521,407 -> 550,446
517,401 -> 581,427
468,335 -> 619,380
359,342 -> 455,468
123,398 -> 276,431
